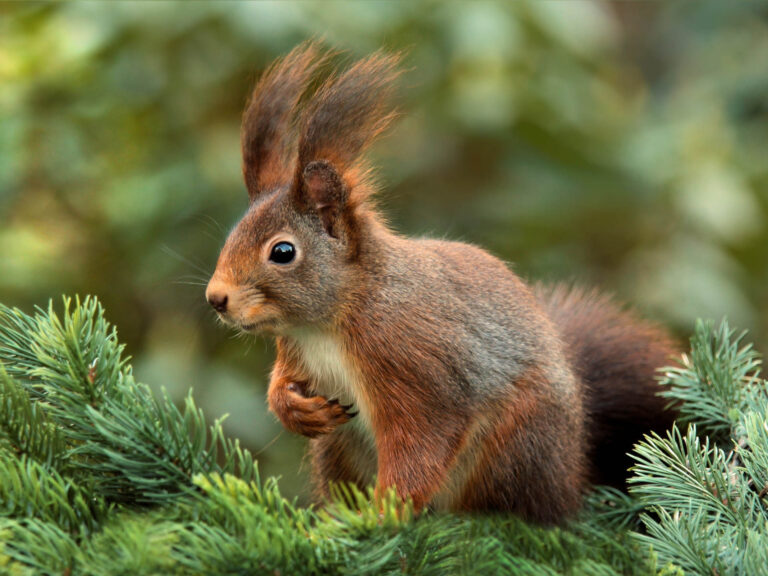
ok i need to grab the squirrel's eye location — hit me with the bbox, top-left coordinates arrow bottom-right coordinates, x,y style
269,242 -> 295,264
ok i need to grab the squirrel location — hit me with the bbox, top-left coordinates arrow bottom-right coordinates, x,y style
205,43 -> 677,524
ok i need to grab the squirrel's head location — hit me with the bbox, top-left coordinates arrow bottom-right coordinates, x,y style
206,44 -> 400,334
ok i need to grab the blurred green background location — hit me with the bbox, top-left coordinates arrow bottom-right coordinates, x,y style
2,1 -> 767,501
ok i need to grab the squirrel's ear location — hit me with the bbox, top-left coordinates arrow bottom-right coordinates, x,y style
290,51 -> 401,234
299,161 -> 347,238
241,43 -> 324,200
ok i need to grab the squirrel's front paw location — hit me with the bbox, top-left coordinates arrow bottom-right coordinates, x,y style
271,382 -> 357,438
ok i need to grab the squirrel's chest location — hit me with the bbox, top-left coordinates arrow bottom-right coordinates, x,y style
289,330 -> 372,429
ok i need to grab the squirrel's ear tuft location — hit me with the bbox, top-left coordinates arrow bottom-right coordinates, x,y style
241,42 -> 326,200
301,161 -> 346,238
291,51 -> 402,211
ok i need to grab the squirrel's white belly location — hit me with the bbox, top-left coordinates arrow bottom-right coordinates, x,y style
289,329 -> 373,434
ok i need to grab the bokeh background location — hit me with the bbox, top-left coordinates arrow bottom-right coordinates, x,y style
2,1 -> 767,501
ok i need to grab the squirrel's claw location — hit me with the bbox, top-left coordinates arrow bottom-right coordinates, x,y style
272,385 -> 356,438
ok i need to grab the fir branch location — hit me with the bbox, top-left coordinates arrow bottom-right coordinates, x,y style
658,319 -> 762,441
0,456 -> 106,534
0,518 -> 79,575
630,319 -> 768,575
5,296 -> 768,575
741,528 -> 768,575
0,297 -> 255,506
633,507 -> 729,576
579,486 -> 646,532
0,368 -> 66,470
79,515 -> 183,576
0,304 -> 48,383
629,425 -> 750,526
180,473 -> 325,574
736,406 -> 768,507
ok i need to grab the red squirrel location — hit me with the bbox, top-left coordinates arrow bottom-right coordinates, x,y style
205,44 -> 677,524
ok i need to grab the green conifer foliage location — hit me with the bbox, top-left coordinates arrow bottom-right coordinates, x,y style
0,298 -> 766,575
630,320 -> 768,574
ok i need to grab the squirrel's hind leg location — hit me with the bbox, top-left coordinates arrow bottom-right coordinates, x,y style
457,377 -> 588,524
309,423 -> 378,502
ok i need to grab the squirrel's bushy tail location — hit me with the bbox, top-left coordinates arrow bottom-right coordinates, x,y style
534,284 -> 678,489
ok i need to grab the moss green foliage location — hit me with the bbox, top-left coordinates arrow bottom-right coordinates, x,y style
0,298 -> 767,574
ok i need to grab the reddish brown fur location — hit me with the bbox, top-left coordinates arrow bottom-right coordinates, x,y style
534,284 -> 678,489
268,341 -> 354,438
459,369 -> 586,523
242,43 -> 326,196
347,318 -> 471,512
294,51 -> 401,193
207,46 -> 679,524
309,425 -> 376,496
268,376 -> 352,438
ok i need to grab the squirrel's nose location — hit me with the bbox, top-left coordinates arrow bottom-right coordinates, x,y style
207,292 -> 228,313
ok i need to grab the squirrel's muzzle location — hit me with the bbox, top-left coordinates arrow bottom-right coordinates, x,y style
207,292 -> 228,313
206,278 -> 231,314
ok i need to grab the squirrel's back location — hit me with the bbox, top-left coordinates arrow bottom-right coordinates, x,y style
534,284 -> 678,488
